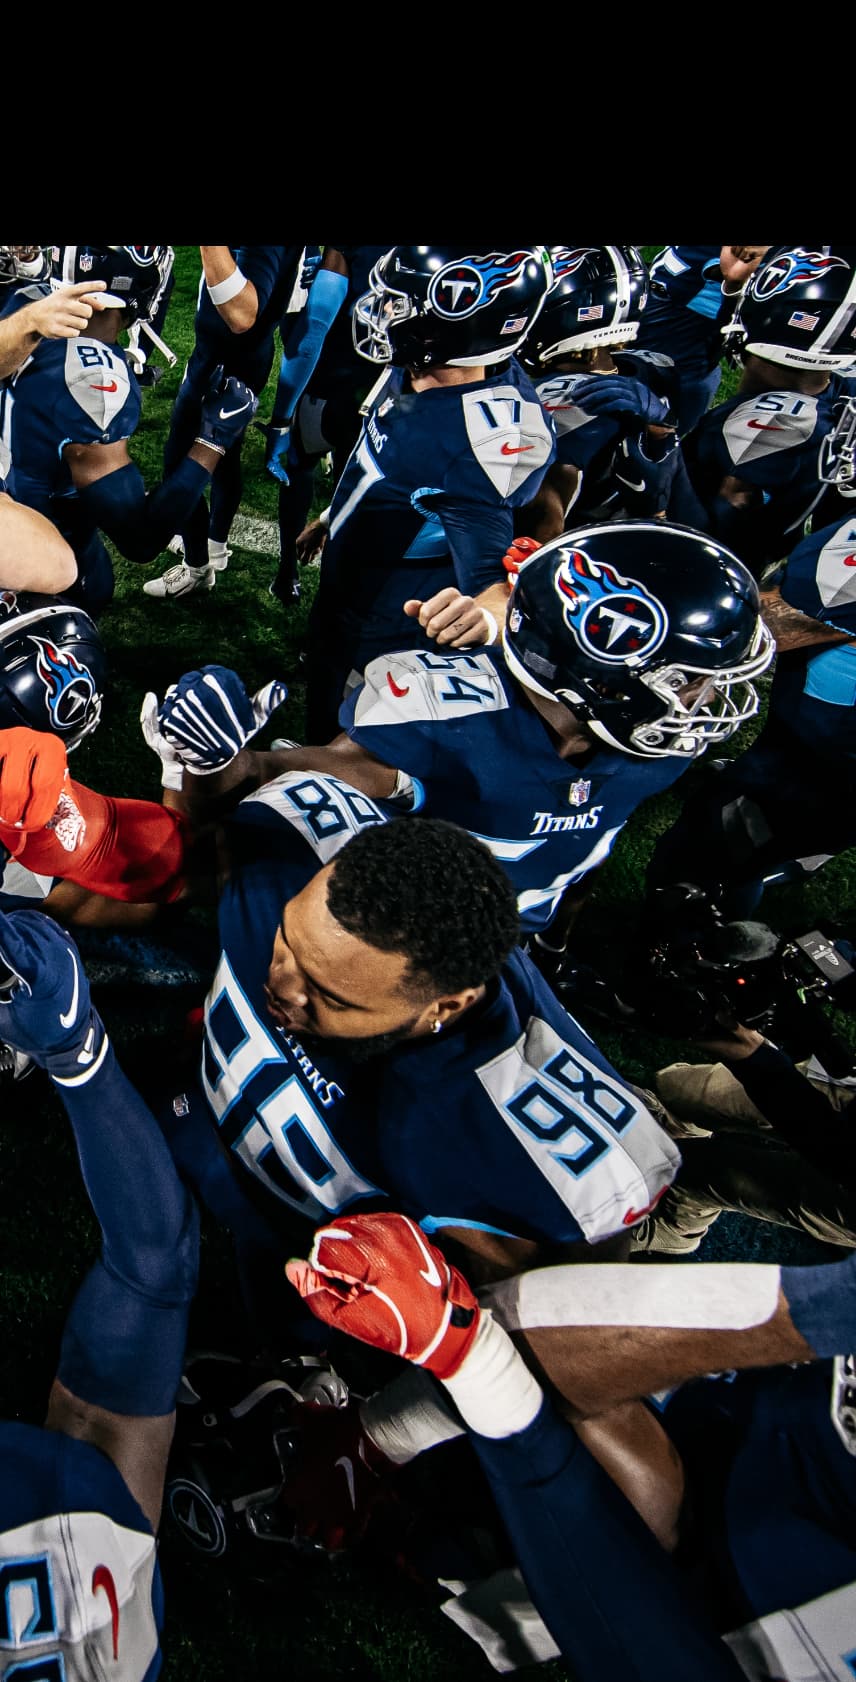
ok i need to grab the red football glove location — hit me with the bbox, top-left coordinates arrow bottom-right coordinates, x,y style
0,729 -> 69,856
501,535 -> 541,585
286,1213 -> 480,1381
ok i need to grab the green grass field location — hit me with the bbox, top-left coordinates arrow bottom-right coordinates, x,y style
3,247 -> 855,1682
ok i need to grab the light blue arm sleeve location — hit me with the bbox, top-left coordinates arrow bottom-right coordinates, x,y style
272,268 -> 349,426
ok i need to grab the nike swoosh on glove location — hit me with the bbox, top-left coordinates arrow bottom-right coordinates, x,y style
0,908 -> 107,1079
143,665 -> 288,775
197,365 -> 259,454
614,431 -> 682,516
286,1212 -> 480,1380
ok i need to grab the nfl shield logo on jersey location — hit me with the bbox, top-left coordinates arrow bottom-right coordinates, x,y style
568,778 -> 591,807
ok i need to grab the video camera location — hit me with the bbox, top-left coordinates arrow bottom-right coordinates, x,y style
561,883 -> 856,1079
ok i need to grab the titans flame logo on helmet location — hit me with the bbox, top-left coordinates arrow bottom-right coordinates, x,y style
428,252 -> 535,320
554,546 -> 668,663
752,249 -> 848,301
32,636 -> 100,733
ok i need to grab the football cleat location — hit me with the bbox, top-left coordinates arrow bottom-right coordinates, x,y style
143,561 -> 216,599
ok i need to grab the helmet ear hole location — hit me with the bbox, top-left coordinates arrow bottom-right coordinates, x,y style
502,522 -> 773,760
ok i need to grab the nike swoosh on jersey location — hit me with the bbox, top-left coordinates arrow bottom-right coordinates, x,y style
59,949 -> 79,1028
335,1455 -> 357,1510
746,418 -> 785,431
622,1186 -> 669,1226
92,1564 -> 121,1660
219,402 -> 252,420
616,474 -> 646,493
500,442 -> 535,456
91,380 -> 118,392
386,672 -> 410,698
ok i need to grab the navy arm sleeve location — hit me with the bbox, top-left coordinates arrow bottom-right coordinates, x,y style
52,1034 -> 199,1415
76,458 -> 212,565
471,1398 -> 745,1682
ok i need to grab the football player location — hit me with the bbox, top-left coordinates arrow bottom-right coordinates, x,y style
648,511 -> 856,919
681,244 -> 856,575
0,245 -> 259,614
634,244 -> 772,431
144,244 -> 308,598
0,263 -> 106,594
0,908 -> 199,1678
294,243 -> 557,740
0,724 -> 682,1274
514,244 -> 702,536
260,243 -> 395,606
287,1208 -> 856,1682
0,243 -> 49,306
164,525 -> 773,948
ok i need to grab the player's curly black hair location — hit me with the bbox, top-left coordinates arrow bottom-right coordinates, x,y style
326,817 -> 521,996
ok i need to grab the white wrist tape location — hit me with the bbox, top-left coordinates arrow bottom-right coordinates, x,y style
207,267 -> 247,306
360,1367 -> 463,1464
443,1312 -> 543,1440
481,610 -> 499,646
318,505 -> 331,529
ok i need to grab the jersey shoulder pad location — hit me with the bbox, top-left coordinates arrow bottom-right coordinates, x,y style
461,382 -> 555,499
237,769 -> 389,865
353,648 -> 512,728
782,516 -> 856,630
721,391 -> 819,470
62,339 -> 134,434
535,372 -> 600,440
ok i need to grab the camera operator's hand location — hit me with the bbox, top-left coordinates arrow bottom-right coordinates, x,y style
692,1019 -> 767,1062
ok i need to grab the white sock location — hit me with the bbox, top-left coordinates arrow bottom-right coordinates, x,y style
208,539 -> 230,562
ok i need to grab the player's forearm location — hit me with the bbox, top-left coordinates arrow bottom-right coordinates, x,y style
5,780 -> 191,903
484,1264 -> 816,1415
200,245 -> 259,333
175,738 -> 398,818
0,317 -> 41,379
77,459 -> 215,566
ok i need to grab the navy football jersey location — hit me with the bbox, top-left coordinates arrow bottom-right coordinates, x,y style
635,245 -> 730,376
0,284 -> 140,547
341,647 -> 687,932
202,770 -> 679,1242
0,1421 -> 162,1680
683,378 -> 850,566
770,515 -> 856,760
317,359 -> 556,653
664,1361 -> 856,1672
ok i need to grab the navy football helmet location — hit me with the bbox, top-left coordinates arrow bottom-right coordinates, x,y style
352,245 -> 553,369
49,245 -> 174,324
502,523 -> 773,760
520,246 -> 650,370
723,246 -> 856,372
0,593 -> 105,748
